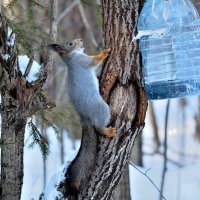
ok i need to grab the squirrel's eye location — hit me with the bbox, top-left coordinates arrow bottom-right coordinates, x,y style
68,42 -> 74,47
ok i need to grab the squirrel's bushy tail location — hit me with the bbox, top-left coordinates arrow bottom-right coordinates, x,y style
58,125 -> 98,196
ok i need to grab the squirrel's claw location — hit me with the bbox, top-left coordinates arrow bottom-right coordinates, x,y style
106,126 -> 116,137
104,48 -> 111,56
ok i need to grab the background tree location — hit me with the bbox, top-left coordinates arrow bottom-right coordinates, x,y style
0,0 -> 57,198
195,96 -> 200,141
0,16 -> 55,199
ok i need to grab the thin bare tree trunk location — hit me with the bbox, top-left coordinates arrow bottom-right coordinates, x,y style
78,1 -> 98,48
149,101 -> 160,152
131,134 -> 143,166
191,0 -> 200,13
0,0 -> 2,13
48,0 -> 58,75
159,100 -> 170,200
56,0 -> 147,199
195,96 -> 200,141
46,0 -> 58,101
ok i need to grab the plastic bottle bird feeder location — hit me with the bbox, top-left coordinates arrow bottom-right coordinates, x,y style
136,0 -> 200,100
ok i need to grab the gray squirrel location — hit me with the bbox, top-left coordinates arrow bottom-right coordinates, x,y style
48,39 -> 116,195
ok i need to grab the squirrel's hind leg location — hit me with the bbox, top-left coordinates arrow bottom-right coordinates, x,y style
96,126 -> 116,137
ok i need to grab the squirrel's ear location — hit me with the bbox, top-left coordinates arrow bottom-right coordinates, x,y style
48,44 -> 66,54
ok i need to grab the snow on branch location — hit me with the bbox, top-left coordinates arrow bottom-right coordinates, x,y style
0,14 -> 56,117
7,27 -> 15,46
18,55 -> 41,82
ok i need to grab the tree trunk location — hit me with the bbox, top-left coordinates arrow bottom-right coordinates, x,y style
131,134 -> 143,166
58,0 -> 147,199
195,96 -> 200,141
113,165 -> 131,200
115,134 -> 143,200
1,115 -> 26,200
0,1 -> 2,13
0,16 -> 26,200
191,0 -> 200,13
0,15 -> 54,200
48,0 -> 58,75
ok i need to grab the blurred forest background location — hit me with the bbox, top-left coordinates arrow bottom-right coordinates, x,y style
1,0 -> 200,199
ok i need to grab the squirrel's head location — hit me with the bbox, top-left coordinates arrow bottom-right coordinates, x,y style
48,39 -> 85,57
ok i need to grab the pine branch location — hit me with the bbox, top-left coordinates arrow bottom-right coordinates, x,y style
20,102 -> 56,120
28,120 -> 50,158
39,111 -> 61,141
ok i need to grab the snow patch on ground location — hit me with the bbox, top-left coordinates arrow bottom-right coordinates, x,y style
42,167 -> 65,200
42,152 -> 77,200
42,171 -> 64,200
21,128 -> 80,200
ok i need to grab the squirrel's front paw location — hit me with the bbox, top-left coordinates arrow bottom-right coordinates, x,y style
104,48 -> 111,56
94,48 -> 111,63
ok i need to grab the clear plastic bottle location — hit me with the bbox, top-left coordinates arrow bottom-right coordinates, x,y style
138,0 -> 200,100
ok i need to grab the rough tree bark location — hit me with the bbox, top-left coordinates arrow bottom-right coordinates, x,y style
0,16 -> 55,200
0,18 -> 27,200
58,0 -> 147,199
1,117 -> 26,200
131,134 -> 143,166
113,165 -> 131,200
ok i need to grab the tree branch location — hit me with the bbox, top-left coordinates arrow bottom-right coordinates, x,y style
24,54 -> 34,78
20,102 -> 56,120
78,1 -> 98,48
57,1 -> 78,25
143,151 -> 183,168
129,161 -> 166,200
